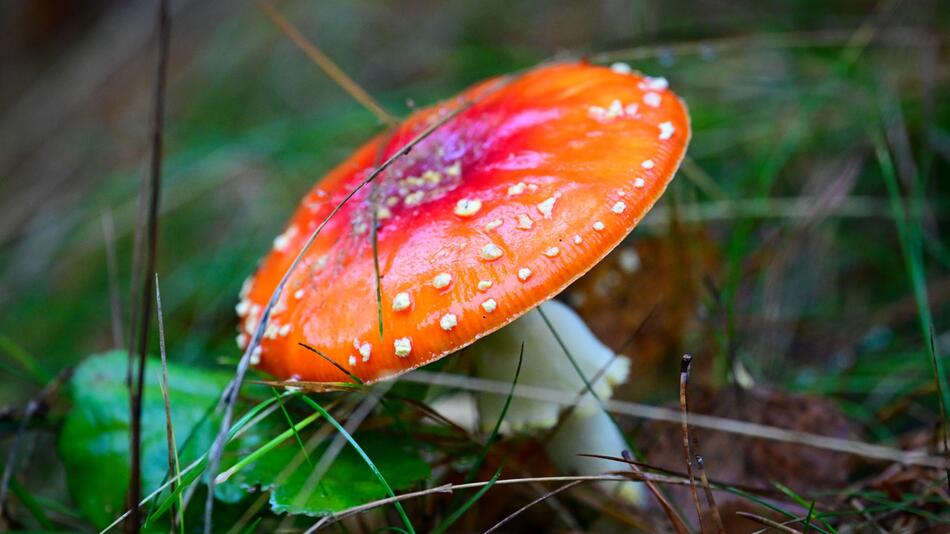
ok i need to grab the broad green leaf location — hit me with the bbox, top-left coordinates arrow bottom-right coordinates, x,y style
59,350 -> 230,528
217,432 -> 430,516
61,351 -> 429,525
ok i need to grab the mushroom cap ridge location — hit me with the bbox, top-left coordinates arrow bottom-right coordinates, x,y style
239,62 -> 691,383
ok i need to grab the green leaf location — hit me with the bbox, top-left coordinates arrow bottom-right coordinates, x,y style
218,431 -> 430,517
59,350 -> 231,528
60,351 -> 430,525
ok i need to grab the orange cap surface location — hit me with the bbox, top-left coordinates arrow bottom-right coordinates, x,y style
238,62 -> 690,383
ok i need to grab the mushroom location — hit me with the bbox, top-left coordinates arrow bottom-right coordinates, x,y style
238,63 -> 690,502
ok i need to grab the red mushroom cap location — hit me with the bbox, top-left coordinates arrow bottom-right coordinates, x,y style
238,62 -> 690,383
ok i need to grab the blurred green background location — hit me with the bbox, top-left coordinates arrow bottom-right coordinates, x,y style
0,0 -> 947,530
2,0 -> 948,447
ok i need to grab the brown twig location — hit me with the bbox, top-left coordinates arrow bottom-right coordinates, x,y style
483,480 -> 584,534
305,484 -> 455,533
125,1 -> 170,530
578,452 -> 788,501
679,354 -> 705,531
306,474 -> 653,532
679,349 -> 725,534
245,379 -> 358,394
298,342 -> 363,385
735,511 -> 803,533
308,469 -> 748,532
622,450 -> 689,534
849,497 -> 887,534
696,455 -> 725,533
256,0 -> 397,127
388,395 -> 472,437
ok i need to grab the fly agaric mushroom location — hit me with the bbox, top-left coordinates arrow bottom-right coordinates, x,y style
237,62 -> 690,501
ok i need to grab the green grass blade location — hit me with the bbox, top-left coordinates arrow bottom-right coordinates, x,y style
370,164 -> 386,342
146,393 -> 289,523
871,130 -> 950,464
432,468 -> 502,534
299,395 -> 415,534
773,482 -> 836,534
6,476 -> 54,530
802,499 -> 816,533
214,409 -> 322,484
272,387 -> 312,467
725,486 -> 833,534
536,307 -> 642,457
442,345 -> 522,514
0,334 -> 49,384
239,516 -> 262,534
465,344 -> 522,484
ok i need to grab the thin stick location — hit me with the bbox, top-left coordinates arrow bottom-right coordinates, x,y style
369,128 -> 398,342
389,395 -> 471,437
578,452 -> 787,501
696,455 -> 725,534
126,0 -> 169,530
154,275 -> 182,532
308,473 -> 707,532
678,354 -> 705,531
298,342 -> 363,385
256,0 -> 397,126
201,75 -> 514,533
305,485 -> 455,533
849,497 -> 887,534
735,511 -> 803,534
399,371 -> 947,468
680,353 -> 725,533
247,379 -> 358,394
622,450 -> 689,534
483,480 -> 583,534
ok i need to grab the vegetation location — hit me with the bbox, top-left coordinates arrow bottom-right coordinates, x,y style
0,1 -> 947,531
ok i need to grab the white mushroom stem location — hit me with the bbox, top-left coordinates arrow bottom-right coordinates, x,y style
466,299 -> 642,504
546,405 -> 642,503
